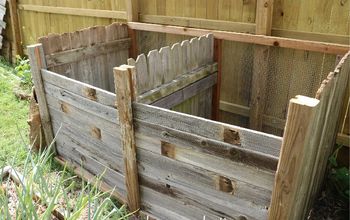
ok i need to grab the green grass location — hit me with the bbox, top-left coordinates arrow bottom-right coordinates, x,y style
0,60 -> 30,168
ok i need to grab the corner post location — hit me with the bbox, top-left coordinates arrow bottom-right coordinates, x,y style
269,95 -> 320,220
27,44 -> 55,152
114,65 -> 140,213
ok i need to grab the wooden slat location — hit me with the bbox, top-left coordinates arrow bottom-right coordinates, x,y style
55,157 -> 127,204
126,0 -> 139,22
136,134 -> 275,193
45,38 -> 131,68
114,65 -> 140,213
134,102 -> 282,160
138,63 -> 217,104
9,0 -> 23,56
27,44 -> 55,151
128,22 -> 349,55
41,69 -> 116,108
18,4 -> 127,19
44,82 -> 119,124
137,149 -> 269,219
139,14 -> 256,33
152,72 -> 217,109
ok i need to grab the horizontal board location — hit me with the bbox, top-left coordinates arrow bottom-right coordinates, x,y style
134,103 -> 282,159
42,69 -> 116,108
51,114 -> 124,173
138,149 -> 268,220
138,63 -> 217,104
136,134 -> 275,192
152,72 -> 217,109
18,4 -> 127,19
55,134 -> 127,200
45,38 -> 131,68
44,82 -> 119,124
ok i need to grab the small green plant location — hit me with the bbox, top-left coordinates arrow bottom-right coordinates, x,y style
0,132 -> 133,219
328,146 -> 349,201
14,55 -> 32,86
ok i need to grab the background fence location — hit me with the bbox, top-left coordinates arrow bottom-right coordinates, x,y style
3,0 -> 350,148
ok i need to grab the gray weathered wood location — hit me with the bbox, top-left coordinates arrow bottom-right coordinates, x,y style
135,117 -> 278,171
114,65 -> 140,212
52,121 -> 124,174
55,137 -> 127,199
134,102 -> 282,157
147,49 -> 162,88
152,72 -> 217,109
138,63 -> 218,104
41,69 -> 116,108
137,146 -> 273,203
44,82 -> 119,124
159,46 -> 172,83
27,44 -> 55,152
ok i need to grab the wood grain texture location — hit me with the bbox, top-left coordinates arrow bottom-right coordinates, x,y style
114,65 -> 140,213
269,96 -> 320,220
27,44 -> 55,152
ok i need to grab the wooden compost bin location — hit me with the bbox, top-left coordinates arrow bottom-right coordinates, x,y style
28,23 -> 350,220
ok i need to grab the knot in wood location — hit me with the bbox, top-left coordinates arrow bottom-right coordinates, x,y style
264,2 -> 268,7
161,131 -> 169,137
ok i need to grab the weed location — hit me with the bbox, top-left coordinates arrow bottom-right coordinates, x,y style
328,146 -> 349,201
14,55 -> 32,86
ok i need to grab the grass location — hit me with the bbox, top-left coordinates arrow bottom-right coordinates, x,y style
0,59 -> 30,168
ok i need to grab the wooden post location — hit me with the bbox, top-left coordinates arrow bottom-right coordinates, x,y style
27,44 -> 55,152
249,0 -> 274,130
269,95 -> 320,220
8,0 -> 23,58
114,65 -> 140,213
126,0 -> 139,59
212,39 -> 222,121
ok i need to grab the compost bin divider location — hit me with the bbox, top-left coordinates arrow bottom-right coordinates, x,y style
27,44 -> 55,153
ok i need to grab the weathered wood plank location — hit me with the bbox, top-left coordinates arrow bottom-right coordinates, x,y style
152,72 -> 217,109
52,121 -> 124,174
134,103 -> 282,157
136,140 -> 274,197
114,65 -> 140,212
55,137 -> 127,200
45,38 -> 130,68
41,69 -> 116,108
135,117 -> 278,171
138,149 -> 269,220
27,44 -> 55,151
138,63 -> 218,104
44,82 -> 119,124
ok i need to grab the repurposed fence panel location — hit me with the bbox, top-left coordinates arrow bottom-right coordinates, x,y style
129,34 -> 216,118
269,51 -> 350,220
38,23 -> 130,92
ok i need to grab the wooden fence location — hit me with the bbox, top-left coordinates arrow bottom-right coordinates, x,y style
27,21 -> 350,219
3,0 -> 348,147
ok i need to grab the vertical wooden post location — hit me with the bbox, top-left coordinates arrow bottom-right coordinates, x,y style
269,95 -> 320,220
126,0 -> 139,59
249,0 -> 274,130
27,44 -> 55,152
212,39 -> 222,121
114,65 -> 140,213
8,0 -> 23,58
